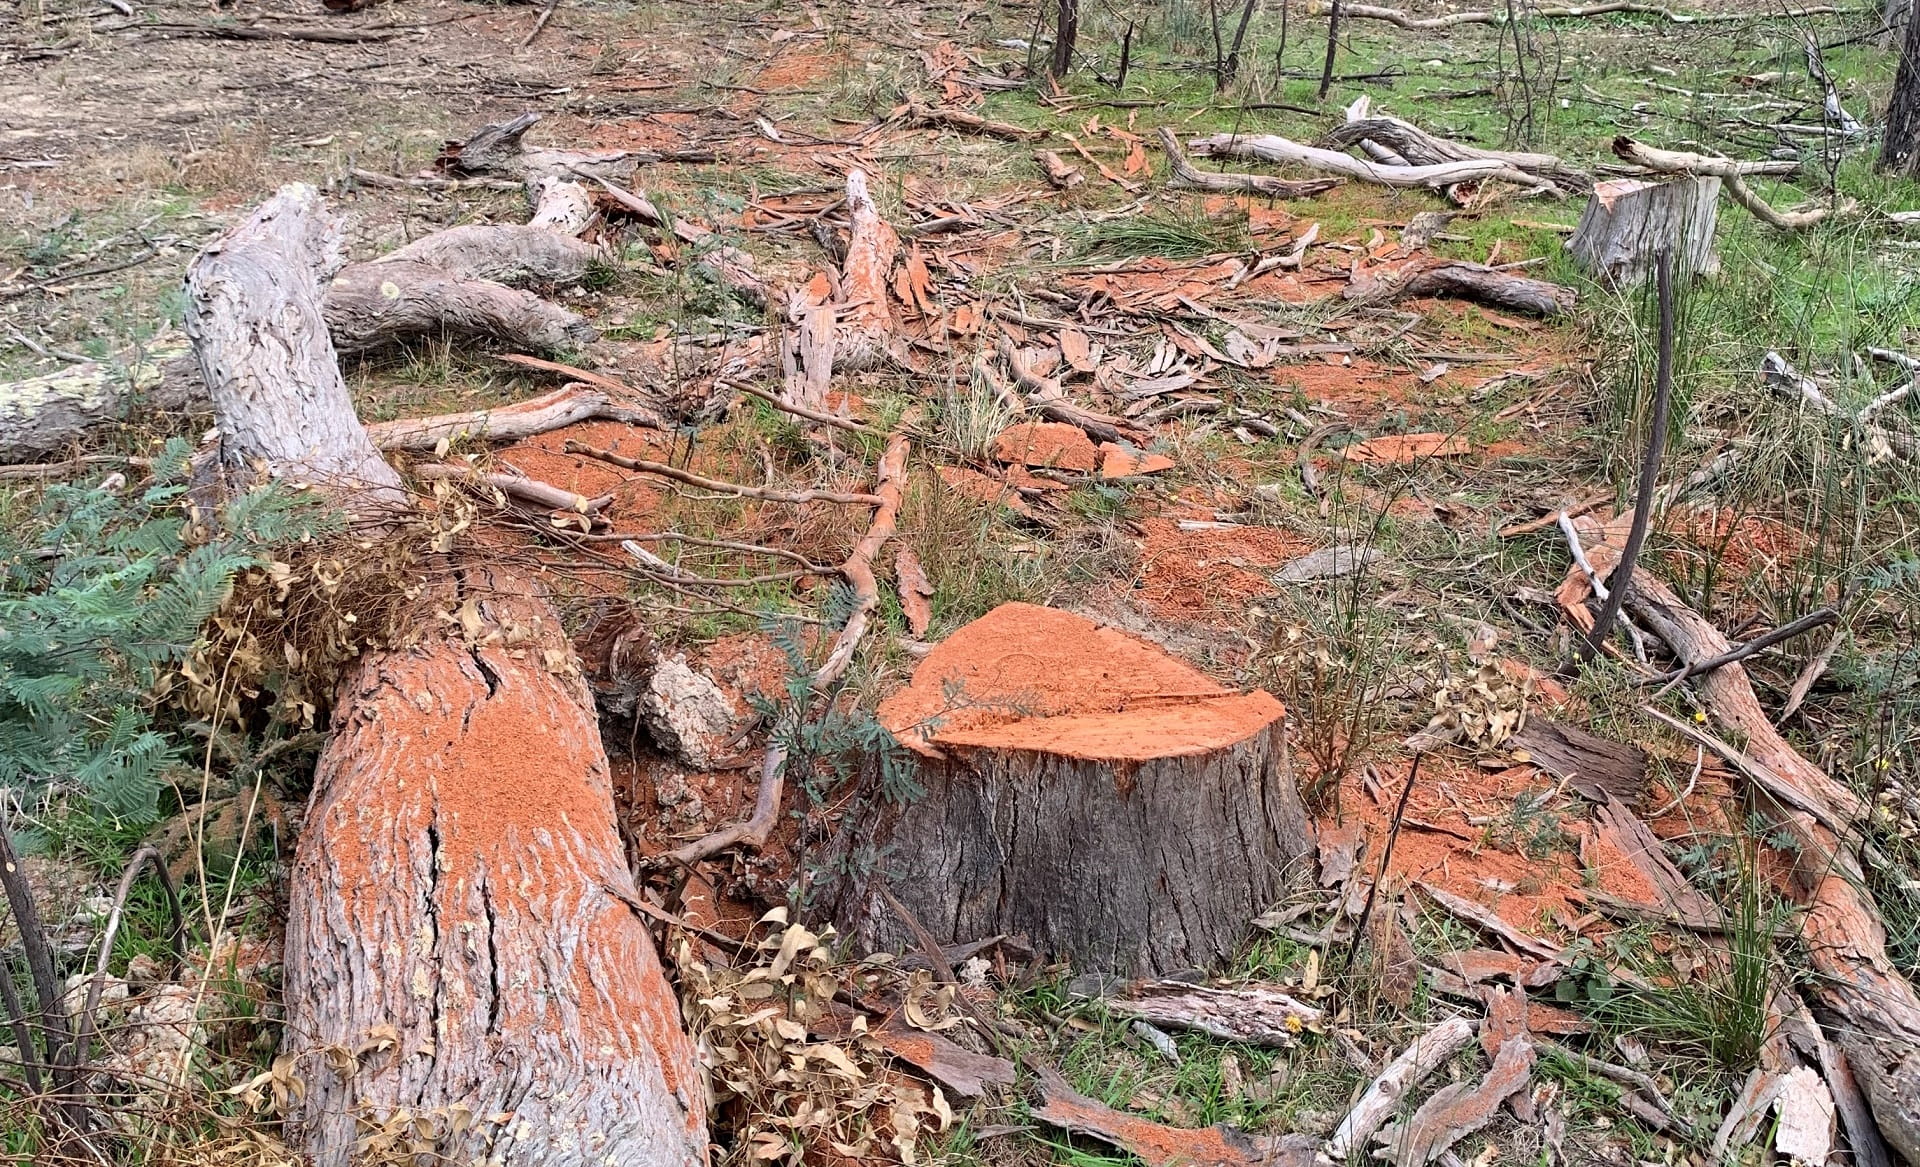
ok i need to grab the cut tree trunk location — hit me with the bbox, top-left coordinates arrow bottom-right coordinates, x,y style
832,602 -> 1313,977
3,179 -> 604,464
284,568 -> 706,1167
1565,177 -> 1721,284
186,184 -> 706,1167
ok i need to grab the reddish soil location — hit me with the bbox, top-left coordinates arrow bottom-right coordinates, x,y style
1332,758 -> 1660,936
497,419 -> 670,526
1274,357 -> 1424,423
991,421 -> 1099,472
1131,517 -> 1307,622
1346,432 -> 1471,465
1659,504 -> 1807,581
878,602 -> 1282,762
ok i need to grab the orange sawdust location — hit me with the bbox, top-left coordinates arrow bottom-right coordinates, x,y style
1132,516 -> 1307,622
1332,758 -> 1650,936
991,421 -> 1098,472
1273,357 -> 1425,422
496,419 -> 670,525
877,602 -> 1282,763
1659,504 -> 1807,581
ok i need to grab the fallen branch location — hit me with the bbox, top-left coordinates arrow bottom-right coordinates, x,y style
904,100 -> 1040,140
725,378 -> 872,432
1327,100 -> 1583,188
1188,133 -> 1558,194
1110,981 -> 1323,1046
564,441 -> 886,506
1326,1016 -> 1479,1159
1613,137 -> 1841,230
1558,539 -> 1920,1161
367,383 -> 663,450
413,461 -> 612,515
1158,127 -> 1342,198
665,432 -> 910,866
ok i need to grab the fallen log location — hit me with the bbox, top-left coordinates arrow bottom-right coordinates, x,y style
1158,127 -> 1343,198
186,184 -> 706,1167
831,602 -> 1313,976
1566,177 -> 1721,284
1346,260 -> 1577,317
0,339 -> 199,464
1188,133 -> 1558,194
365,383 -> 665,450
1559,529 -> 1920,1163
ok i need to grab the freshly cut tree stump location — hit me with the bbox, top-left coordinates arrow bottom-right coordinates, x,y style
1566,176 -> 1721,284
837,603 -> 1312,977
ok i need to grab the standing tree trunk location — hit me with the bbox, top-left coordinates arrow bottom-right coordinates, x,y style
833,603 -> 1313,977
1052,0 -> 1079,77
1883,2 -> 1920,172
185,184 -> 706,1167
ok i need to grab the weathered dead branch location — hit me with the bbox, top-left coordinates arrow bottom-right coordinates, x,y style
1308,0 -> 1847,26
1188,133 -> 1559,194
1158,127 -> 1343,198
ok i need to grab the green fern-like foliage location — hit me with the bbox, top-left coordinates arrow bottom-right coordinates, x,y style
0,442 -> 327,823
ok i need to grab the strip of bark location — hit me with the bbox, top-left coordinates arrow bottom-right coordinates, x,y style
1326,1016 -> 1479,1159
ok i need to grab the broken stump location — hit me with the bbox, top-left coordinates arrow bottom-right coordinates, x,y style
834,602 -> 1311,976
1566,176 -> 1720,285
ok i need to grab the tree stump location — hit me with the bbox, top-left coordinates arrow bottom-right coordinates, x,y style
834,603 -> 1312,977
1565,176 -> 1720,285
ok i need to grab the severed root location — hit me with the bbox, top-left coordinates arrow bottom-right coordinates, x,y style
1158,127 -> 1343,199
326,259 -> 594,356
665,432 -> 911,867
782,168 -> 903,411
903,100 -> 1039,141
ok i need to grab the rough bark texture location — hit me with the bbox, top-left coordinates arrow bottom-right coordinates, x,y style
1566,177 -> 1721,284
325,259 -> 594,357
183,184 -> 404,500
1187,133 -> 1553,192
188,183 -> 708,1167
1884,2 -> 1920,173
0,340 -> 197,463
1345,260 -> 1577,317
835,603 -> 1313,977
283,570 -> 706,1167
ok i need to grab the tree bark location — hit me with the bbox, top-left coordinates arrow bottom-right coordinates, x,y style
186,184 -> 707,1167
283,569 -> 706,1167
1887,4 -> 1920,172
832,603 -> 1313,977
1566,177 -> 1720,285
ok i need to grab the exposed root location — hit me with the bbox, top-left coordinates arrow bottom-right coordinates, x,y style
565,440 -> 886,506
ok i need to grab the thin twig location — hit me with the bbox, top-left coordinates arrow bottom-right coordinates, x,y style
1584,248 -> 1674,658
1340,753 -> 1422,974
566,441 -> 885,506
1642,607 -> 1837,693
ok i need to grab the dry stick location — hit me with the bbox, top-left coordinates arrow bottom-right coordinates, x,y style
1640,606 -> 1838,693
725,378 -> 872,432
1298,423 -> 1349,498
0,948 -> 43,1095
1157,126 -> 1342,198
413,461 -> 612,514
565,441 -> 885,506
903,100 -> 1040,141
1583,248 -> 1673,660
665,433 -> 910,867
1319,0 -> 1344,98
1496,491 -> 1609,538
1782,620 -> 1847,721
520,0 -> 558,47
1340,753 -> 1423,974
69,846 -> 183,1064
0,825 -> 69,1072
